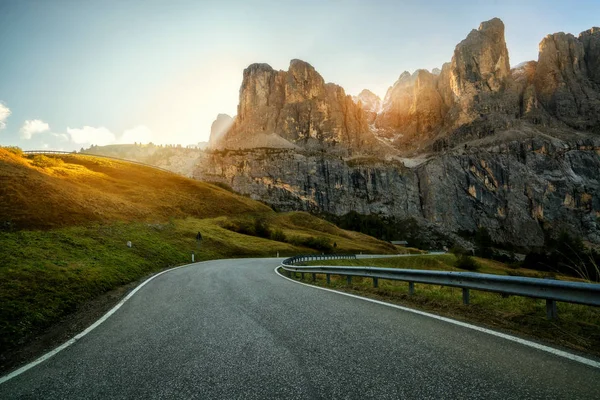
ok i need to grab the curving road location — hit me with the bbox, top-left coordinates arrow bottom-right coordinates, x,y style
1,258 -> 599,399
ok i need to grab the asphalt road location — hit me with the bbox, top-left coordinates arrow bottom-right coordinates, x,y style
1,258 -> 599,399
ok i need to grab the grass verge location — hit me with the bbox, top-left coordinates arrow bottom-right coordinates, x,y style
288,256 -> 600,357
0,215 -> 394,368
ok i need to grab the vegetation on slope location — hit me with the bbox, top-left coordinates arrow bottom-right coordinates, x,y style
0,147 -> 268,230
0,148 -> 395,361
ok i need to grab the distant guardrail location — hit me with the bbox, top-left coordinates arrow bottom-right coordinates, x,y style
23,150 -> 177,175
280,254 -> 600,319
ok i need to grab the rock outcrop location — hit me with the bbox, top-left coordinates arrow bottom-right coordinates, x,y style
534,30 -> 600,132
211,19 -> 600,156
581,27 -> 600,84
208,114 -> 234,147
374,19 -> 600,152
376,70 -> 446,149
353,89 -> 381,123
213,59 -> 376,153
373,18 -> 514,151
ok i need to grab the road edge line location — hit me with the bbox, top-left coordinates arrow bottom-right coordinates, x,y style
0,261 -> 204,385
274,266 -> 600,369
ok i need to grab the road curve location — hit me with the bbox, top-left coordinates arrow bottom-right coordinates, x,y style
1,258 -> 598,399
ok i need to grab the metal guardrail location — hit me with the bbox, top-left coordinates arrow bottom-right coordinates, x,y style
280,255 -> 600,319
285,254 -> 357,264
23,150 -> 177,175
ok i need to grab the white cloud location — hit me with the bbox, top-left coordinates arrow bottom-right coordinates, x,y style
67,126 -> 116,146
0,103 -> 11,129
117,125 -> 153,144
20,119 -> 50,139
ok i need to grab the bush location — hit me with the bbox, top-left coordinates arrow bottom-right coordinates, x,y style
507,262 -> 521,270
289,236 -> 333,252
522,231 -> 600,281
450,246 -> 469,256
1,146 -> 24,157
253,218 -> 272,239
222,220 -> 255,236
31,155 -> 64,168
270,229 -> 286,242
455,254 -> 480,271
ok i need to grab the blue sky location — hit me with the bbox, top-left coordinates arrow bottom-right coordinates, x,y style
0,0 -> 598,150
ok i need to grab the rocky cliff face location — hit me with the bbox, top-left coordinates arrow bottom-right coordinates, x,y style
196,133 -> 600,247
581,27 -> 600,84
209,114 -> 234,147
535,31 -> 600,132
353,89 -> 381,124
214,60 -> 376,153
376,69 -> 446,150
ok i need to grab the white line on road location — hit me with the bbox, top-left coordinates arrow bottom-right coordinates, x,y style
0,262 -> 204,385
275,266 -> 600,369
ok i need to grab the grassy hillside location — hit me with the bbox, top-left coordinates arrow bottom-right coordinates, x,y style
0,148 -> 396,360
0,148 -> 269,230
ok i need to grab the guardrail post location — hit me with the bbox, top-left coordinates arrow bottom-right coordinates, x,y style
326,274 -> 331,284
408,282 -> 415,295
347,276 -> 352,285
462,288 -> 470,305
312,273 -> 316,282
373,277 -> 378,288
546,299 -> 557,319
301,272 -> 304,280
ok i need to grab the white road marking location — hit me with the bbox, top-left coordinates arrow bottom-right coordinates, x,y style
275,266 -> 600,369
0,262 -> 204,385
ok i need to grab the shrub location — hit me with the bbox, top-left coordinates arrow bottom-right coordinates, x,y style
253,218 -> 272,239
289,235 -> 333,252
455,254 -> 480,271
507,262 -> 522,270
1,146 -> 24,157
222,220 -> 255,236
31,155 -> 64,168
450,246 -> 469,256
270,229 -> 286,242
222,217 -> 277,241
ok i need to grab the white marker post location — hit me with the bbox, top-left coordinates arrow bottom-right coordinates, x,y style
192,251 -> 195,263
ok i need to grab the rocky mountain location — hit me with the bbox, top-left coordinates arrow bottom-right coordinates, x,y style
212,60 -> 377,153
534,30 -> 600,132
352,89 -> 381,124
209,114 -> 234,147
370,19 -> 600,154
199,18 -> 600,248
91,18 -> 600,249
375,69 -> 446,150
